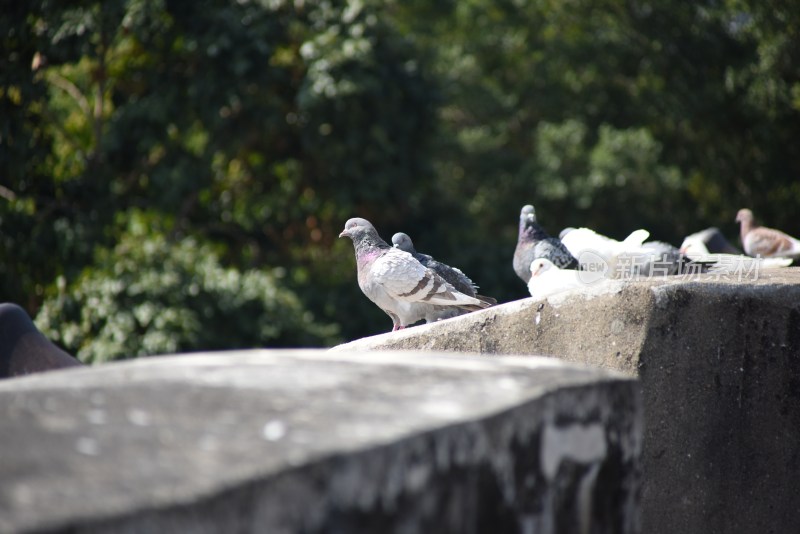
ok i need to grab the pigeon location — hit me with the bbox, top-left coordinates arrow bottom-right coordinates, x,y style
527,258 -> 587,300
513,204 -> 579,284
680,232 -> 792,269
636,240 -> 690,276
562,226 -> 707,277
561,227 -> 650,277
681,232 -> 792,273
391,232 -> 497,308
680,227 -> 742,256
736,209 -> 800,259
340,218 -> 492,331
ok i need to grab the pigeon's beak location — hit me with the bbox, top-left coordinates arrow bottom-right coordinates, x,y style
339,230 -> 348,238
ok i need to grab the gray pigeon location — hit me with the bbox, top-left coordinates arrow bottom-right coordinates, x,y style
340,218 -> 492,331
513,204 -> 579,284
392,232 -> 497,321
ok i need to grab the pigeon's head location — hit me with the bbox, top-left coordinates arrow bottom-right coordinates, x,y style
678,236 -> 708,256
735,209 -> 754,224
520,204 -> 537,223
339,218 -> 376,241
391,232 -> 414,253
530,258 -> 556,278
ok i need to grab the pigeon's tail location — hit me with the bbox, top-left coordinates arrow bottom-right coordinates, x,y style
458,304 -> 487,313
476,294 -> 497,306
458,299 -> 494,313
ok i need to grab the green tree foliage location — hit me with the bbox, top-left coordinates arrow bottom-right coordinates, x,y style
389,0 -> 800,304
3,0 -> 437,349
2,0 -> 799,348
1,1 -> 61,311
36,212 -> 338,363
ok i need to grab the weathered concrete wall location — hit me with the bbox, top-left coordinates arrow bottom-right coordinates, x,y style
0,350 -> 640,534
333,268 -> 800,534
332,279 -> 644,374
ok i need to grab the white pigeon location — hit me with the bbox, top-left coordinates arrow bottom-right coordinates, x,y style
340,218 -> 492,331
560,227 -> 651,278
527,258 -> 588,300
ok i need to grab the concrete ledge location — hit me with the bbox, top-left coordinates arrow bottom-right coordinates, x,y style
331,283 -> 644,373
0,349 -> 640,533
332,269 -> 800,534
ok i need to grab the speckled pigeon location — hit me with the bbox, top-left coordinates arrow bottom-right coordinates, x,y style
513,204 -> 579,284
736,209 -> 800,259
340,218 -> 493,331
392,232 -> 497,319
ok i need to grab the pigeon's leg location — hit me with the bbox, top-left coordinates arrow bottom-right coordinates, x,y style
392,325 -> 406,331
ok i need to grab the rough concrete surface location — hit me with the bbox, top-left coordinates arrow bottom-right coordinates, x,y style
333,268 -> 800,534
0,350 -> 640,534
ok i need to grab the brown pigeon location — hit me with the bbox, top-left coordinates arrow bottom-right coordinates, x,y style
736,209 -> 800,258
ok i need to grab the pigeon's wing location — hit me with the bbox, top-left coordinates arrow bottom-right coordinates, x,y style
528,269 -> 584,300
745,228 -> 799,257
414,252 -> 435,265
413,251 -> 479,296
430,261 -> 478,296
562,228 -> 617,263
622,229 -> 650,247
370,249 -> 485,307
538,239 -> 579,269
